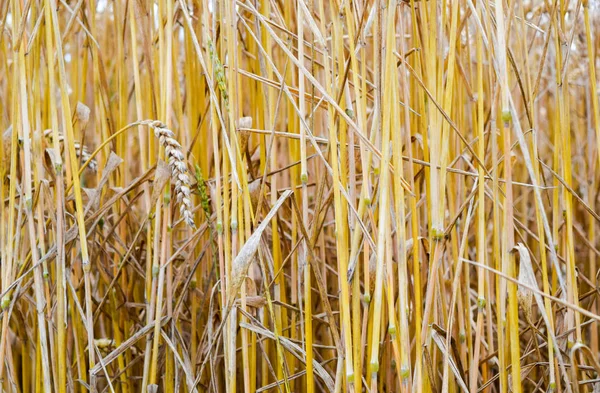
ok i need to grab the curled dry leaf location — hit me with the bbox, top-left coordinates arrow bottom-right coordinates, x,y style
247,178 -> 268,211
228,190 -> 292,302
84,152 -> 123,215
150,160 -> 173,209
236,295 -> 265,309
237,116 -> 253,154
513,243 -> 535,323
237,116 -> 253,130
75,102 -> 91,128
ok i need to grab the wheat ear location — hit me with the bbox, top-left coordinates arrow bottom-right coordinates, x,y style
144,120 -> 195,228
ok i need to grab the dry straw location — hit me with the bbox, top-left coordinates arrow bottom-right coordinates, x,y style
2,0 -> 600,392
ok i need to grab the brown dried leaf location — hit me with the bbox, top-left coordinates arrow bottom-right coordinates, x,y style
150,160 -> 172,208
85,151 -> 123,214
513,243 -> 534,323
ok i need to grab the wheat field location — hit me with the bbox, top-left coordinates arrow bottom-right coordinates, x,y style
1,0 -> 600,392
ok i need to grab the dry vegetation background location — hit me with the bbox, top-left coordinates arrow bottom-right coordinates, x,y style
1,0 -> 600,392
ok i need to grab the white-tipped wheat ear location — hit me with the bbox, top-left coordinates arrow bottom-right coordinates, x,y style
144,120 -> 196,228
3,127 -> 98,173
43,130 -> 98,172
